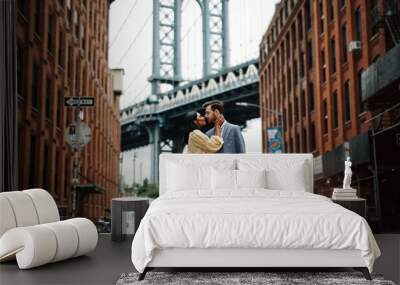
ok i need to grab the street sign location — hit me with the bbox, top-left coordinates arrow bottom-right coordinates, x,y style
64,97 -> 95,107
65,122 -> 92,150
267,127 -> 283,153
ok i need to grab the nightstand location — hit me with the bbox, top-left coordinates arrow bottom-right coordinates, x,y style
331,198 -> 367,219
111,197 -> 151,242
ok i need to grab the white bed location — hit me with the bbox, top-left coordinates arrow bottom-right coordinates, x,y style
131,154 -> 380,280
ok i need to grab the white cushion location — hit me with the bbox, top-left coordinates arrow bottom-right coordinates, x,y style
0,191 -> 39,227
164,156 -> 236,193
167,162 -> 212,191
0,226 -> 57,269
236,169 -> 267,189
66,218 -> 98,257
212,168 -> 237,190
0,189 -> 98,270
0,196 -> 17,237
23,189 -> 60,223
237,158 -> 308,191
42,221 -> 79,262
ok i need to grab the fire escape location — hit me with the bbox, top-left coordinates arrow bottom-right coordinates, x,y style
362,0 -> 400,231
371,0 -> 400,45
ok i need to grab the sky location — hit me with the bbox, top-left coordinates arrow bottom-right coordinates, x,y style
109,0 -> 280,186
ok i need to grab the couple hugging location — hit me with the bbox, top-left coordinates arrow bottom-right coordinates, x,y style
183,100 -> 246,154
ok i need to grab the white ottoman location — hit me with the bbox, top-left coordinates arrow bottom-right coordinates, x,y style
0,189 -> 98,269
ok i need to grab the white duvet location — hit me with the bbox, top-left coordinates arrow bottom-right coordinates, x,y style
131,190 -> 380,273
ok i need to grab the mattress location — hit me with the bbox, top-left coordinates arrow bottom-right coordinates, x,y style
131,189 -> 380,273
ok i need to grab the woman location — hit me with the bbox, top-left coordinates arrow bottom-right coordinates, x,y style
183,110 -> 224,154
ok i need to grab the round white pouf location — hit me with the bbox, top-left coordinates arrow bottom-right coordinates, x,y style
66,218 -> 98,257
42,221 -> 79,263
0,226 -> 57,269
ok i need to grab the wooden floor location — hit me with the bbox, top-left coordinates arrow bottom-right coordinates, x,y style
0,234 -> 399,285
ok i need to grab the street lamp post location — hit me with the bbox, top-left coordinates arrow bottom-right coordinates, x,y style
235,102 -> 285,153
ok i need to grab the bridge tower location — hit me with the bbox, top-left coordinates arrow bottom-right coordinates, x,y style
147,0 -> 230,184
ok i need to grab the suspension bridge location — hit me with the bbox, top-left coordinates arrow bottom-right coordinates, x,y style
118,0 -> 264,183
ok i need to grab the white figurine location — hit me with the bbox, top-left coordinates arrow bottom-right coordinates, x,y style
343,157 -> 352,189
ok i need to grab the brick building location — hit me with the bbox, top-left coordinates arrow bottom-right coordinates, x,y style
259,0 -> 400,230
15,0 -> 121,221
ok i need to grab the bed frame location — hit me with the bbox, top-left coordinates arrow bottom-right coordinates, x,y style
138,154 -> 372,281
139,248 -> 371,280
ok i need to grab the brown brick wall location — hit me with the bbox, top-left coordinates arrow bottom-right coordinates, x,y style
259,0 -> 387,156
16,0 -> 120,221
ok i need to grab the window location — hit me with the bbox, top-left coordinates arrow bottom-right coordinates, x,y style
288,65 -> 292,91
300,52 -> 305,78
293,60 -> 298,86
34,0 -> 42,36
32,63 -> 40,109
286,33 -> 291,59
76,60 -> 80,95
48,13 -> 53,53
294,96 -> 299,121
358,69 -> 365,113
46,77 -> 52,120
43,143 -> 50,191
355,8 -> 362,42
292,24 -> 297,49
303,129 -> 308,152
17,0 -> 27,17
311,123 -> 316,151
298,12 -> 303,41
17,42 -> 24,96
321,49 -> 327,82
301,90 -> 306,117
67,0 -> 72,23
370,0 -> 379,36
329,0 -> 334,21
309,82 -> 315,111
330,38 -> 336,74
29,135 -> 37,187
55,150 -> 60,194
284,1 -> 289,18
344,80 -> 351,122
323,99 -> 328,134
58,31 -> 64,68
64,156 -> 69,198
305,0 -> 312,31
307,40 -> 313,69
340,0 -> 346,9
57,88 -> 63,128
319,0 -> 324,34
68,45 -> 73,80
333,91 -> 338,128
341,24 -> 348,63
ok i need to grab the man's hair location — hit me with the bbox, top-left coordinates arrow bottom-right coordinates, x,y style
202,100 -> 224,114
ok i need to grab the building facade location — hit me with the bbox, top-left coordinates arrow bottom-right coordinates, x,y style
259,0 -> 400,230
16,0 -> 120,221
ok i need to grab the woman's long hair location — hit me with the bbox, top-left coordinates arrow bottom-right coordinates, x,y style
183,111 -> 200,145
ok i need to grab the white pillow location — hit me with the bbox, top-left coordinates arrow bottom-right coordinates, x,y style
211,168 -> 237,190
167,162 -> 211,192
236,169 -> 267,189
265,161 -> 307,191
237,158 -> 308,191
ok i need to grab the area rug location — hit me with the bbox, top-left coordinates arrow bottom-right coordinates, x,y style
116,271 -> 396,285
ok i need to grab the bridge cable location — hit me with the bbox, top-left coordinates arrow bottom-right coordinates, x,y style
115,11 -> 153,67
109,0 -> 140,48
125,55 -> 153,93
